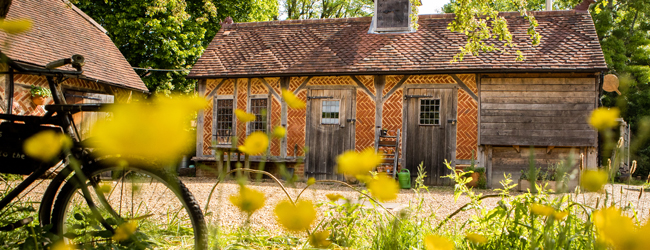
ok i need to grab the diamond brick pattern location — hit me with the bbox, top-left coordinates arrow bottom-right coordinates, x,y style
270,97 -> 281,156
382,89 -> 403,158
217,79 -> 235,95
290,77 -> 309,92
384,75 -> 405,96
355,89 -> 375,152
356,75 -> 375,95
456,89 -> 478,160
307,76 -> 354,86
205,79 -> 219,96
190,11 -> 607,79
237,79 -> 248,145
287,91 -> 307,156
405,75 -> 456,85
1,0 -> 147,91
202,100 -> 214,155
251,79 -> 269,95
458,74 -> 477,93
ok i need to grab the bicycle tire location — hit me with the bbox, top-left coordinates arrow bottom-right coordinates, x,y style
50,157 -> 207,250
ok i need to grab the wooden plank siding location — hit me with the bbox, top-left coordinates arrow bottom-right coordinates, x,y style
479,78 -> 598,147
489,146 -> 581,188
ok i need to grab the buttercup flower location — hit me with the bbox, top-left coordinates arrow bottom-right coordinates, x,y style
50,241 -> 72,250
307,177 -> 316,186
530,203 -> 555,217
235,109 -> 256,122
424,234 -> 454,250
24,130 -> 72,162
238,132 -> 269,155
466,233 -> 488,244
91,95 -> 207,163
336,148 -> 383,177
581,170 -> 609,192
309,231 -> 331,248
325,193 -> 344,202
593,207 -> 650,250
113,221 -> 137,241
229,185 -> 265,215
553,210 -> 569,220
367,173 -> 399,202
97,184 -> 112,194
274,200 -> 316,232
282,89 -> 305,109
0,18 -> 32,34
589,107 -> 620,131
272,126 -> 286,138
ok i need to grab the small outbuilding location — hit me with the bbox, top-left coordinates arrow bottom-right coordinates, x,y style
0,0 -> 148,138
189,3 -> 607,186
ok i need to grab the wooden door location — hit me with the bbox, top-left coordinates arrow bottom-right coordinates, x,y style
65,91 -> 114,140
403,87 -> 457,185
306,88 -> 355,180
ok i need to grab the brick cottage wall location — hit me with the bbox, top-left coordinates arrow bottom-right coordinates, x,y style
200,74 -> 479,177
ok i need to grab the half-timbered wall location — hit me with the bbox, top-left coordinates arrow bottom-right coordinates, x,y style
199,74 -> 480,173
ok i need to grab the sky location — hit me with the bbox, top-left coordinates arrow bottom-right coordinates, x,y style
419,0 -> 451,14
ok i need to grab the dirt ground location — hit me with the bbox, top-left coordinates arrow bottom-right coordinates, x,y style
4,177 -> 650,233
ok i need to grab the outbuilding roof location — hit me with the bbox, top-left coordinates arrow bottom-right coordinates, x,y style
0,0 -> 148,92
189,10 -> 608,78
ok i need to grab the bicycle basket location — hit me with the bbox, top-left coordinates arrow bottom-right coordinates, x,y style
0,122 -> 64,175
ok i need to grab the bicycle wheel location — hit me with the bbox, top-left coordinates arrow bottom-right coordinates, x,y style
50,157 -> 207,250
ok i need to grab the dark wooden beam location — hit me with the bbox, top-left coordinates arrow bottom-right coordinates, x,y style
382,75 -> 409,101
349,75 -> 375,99
293,76 -> 313,94
258,77 -> 280,100
206,78 -> 227,98
450,74 -> 478,101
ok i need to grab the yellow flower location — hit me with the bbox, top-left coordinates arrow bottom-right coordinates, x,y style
0,18 -> 32,34
581,170 -> 609,192
97,184 -> 112,194
23,130 -> 72,162
50,241 -> 72,250
307,177 -> 316,186
272,126 -> 286,138
238,132 -> 269,155
592,207 -> 650,250
589,107 -> 620,131
367,173 -> 399,202
235,109 -> 256,122
530,203 -> 555,217
229,185 -> 265,215
336,148 -> 383,177
325,193 -> 344,202
424,234 -> 454,250
309,231 -> 331,248
274,200 -> 316,232
553,210 -> 569,220
282,89 -> 305,109
466,233 -> 488,244
113,221 -> 137,241
90,95 -> 207,163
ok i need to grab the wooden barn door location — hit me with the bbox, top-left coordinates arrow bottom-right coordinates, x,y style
65,91 -> 114,140
306,88 -> 355,180
403,87 -> 457,185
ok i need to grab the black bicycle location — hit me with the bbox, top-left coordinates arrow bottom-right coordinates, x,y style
0,55 -> 207,249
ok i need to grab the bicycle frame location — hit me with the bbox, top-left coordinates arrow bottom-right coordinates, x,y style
0,56 -> 116,231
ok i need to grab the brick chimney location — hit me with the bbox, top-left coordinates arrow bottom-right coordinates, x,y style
575,0 -> 596,12
371,0 -> 412,33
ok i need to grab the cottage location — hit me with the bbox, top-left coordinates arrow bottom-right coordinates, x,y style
0,0 -> 148,138
189,1 -> 607,186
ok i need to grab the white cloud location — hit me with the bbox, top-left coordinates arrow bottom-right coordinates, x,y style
418,0 -> 451,14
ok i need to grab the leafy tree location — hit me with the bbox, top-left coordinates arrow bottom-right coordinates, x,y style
71,0 -> 278,94
283,0 -> 373,19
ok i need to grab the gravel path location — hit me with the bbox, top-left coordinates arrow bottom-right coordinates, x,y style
3,177 -> 650,233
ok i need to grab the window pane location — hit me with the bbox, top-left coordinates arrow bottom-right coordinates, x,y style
215,99 -> 234,144
419,99 -> 440,125
322,100 -> 340,124
249,98 -> 268,133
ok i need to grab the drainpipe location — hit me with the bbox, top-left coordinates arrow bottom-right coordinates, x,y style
546,0 -> 553,10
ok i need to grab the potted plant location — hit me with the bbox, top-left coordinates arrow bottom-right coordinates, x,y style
463,165 -> 486,188
30,86 -> 51,105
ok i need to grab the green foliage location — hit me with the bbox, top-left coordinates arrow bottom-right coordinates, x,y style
71,0 -> 278,94
29,86 -> 51,98
283,0 -> 373,19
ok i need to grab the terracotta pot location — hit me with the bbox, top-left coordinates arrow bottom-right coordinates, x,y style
466,172 -> 480,188
32,95 -> 46,105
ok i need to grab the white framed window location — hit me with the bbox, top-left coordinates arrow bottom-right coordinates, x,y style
419,98 -> 440,125
321,100 -> 340,125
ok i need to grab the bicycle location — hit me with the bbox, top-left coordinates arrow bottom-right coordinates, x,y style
0,55 -> 207,249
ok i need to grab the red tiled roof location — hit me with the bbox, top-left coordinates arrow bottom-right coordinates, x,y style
0,0 -> 148,92
189,10 -> 608,78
